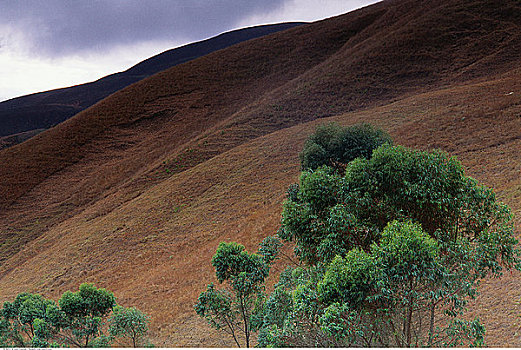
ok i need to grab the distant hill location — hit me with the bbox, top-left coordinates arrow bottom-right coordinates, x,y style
0,129 -> 45,149
1,0 -> 520,346
0,22 -> 303,139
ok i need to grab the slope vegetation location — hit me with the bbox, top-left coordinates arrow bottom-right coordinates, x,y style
1,0 -> 521,346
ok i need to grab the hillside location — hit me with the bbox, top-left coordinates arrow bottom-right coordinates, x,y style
1,0 -> 521,346
0,22 -> 303,140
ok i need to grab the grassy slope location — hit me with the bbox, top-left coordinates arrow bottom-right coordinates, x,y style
0,22 -> 303,138
0,0 -> 385,264
0,0 -> 521,346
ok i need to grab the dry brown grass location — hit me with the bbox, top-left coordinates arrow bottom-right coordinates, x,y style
1,0 -> 521,346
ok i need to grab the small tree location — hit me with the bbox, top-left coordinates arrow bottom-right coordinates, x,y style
0,292 -> 60,347
108,305 -> 150,347
195,238 -> 281,347
58,283 -> 116,347
0,284 -> 150,348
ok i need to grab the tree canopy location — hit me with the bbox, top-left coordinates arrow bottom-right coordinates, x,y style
195,239 -> 281,348
258,141 -> 519,347
0,283 -> 150,348
193,123 -> 518,347
281,144 -> 517,270
299,122 -> 392,172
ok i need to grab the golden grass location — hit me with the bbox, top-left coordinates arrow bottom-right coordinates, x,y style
0,71 -> 519,346
1,0 -> 521,346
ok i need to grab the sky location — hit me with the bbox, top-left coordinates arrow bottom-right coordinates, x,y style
0,0 -> 380,102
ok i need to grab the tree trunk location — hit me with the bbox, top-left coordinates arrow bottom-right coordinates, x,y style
239,296 -> 250,348
406,300 -> 413,347
405,280 -> 414,347
428,302 -> 435,347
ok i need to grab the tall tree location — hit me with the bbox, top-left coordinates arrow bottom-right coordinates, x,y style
258,138 -> 518,346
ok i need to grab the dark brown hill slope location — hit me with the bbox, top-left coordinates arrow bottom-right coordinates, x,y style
0,3 -> 384,258
1,0 -> 521,346
0,22 -> 303,139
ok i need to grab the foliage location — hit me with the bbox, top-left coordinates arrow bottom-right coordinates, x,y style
258,220 -> 491,347
0,284 -> 149,348
299,122 -> 392,172
256,265 -> 332,347
318,220 -> 454,347
318,248 -> 376,308
255,140 -> 518,347
281,144 -> 518,270
58,283 -> 116,347
0,292 -> 61,347
194,126 -> 517,347
195,237 -> 282,347
108,305 -> 150,347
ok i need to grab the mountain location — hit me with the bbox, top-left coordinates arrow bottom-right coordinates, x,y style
0,22 -> 303,140
1,0 -> 521,346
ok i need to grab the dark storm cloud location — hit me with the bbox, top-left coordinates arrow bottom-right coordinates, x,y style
1,0 -> 286,57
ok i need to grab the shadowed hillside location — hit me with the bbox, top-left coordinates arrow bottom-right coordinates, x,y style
1,0 -> 521,346
0,22 -> 303,139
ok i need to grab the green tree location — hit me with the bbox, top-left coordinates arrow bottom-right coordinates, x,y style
58,283 -> 116,347
281,144 -> 517,270
0,292 -> 60,347
256,142 -> 518,347
195,238 -> 281,347
300,122 -> 392,172
0,284 -> 150,348
108,305 -> 150,347
259,220 -> 489,347
317,220 -> 475,347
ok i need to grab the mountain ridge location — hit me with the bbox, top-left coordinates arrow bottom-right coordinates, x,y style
0,22 -> 304,139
